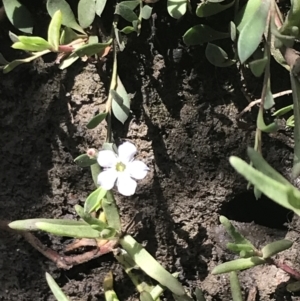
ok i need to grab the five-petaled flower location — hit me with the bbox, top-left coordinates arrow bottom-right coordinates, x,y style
97,142 -> 149,196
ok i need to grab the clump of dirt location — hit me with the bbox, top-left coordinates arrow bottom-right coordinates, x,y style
0,1 -> 299,301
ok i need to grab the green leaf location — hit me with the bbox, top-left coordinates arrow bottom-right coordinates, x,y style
183,25 -> 229,46
287,115 -> 295,127
74,154 -> 97,167
140,291 -> 154,301
195,288 -> 206,301
279,0 -> 300,37
3,0 -> 33,33
272,104 -> 293,117
287,281 -> 300,293
226,243 -> 255,255
249,57 -> 267,77
59,52 -> 80,69
115,1 -> 139,22
96,0 -> 107,16
234,0 -> 260,32
257,109 -> 278,133
103,191 -> 121,231
229,156 -> 300,215
84,186 -> 107,213
12,42 -> 46,52
141,5 -> 153,20
0,53 -> 9,65
87,112 -> 108,129
230,272 -> 243,301
75,204 -> 107,231
46,273 -> 69,301
219,216 -> 255,248
47,0 -> 85,34
196,0 -> 235,17
261,240 -> 293,259
9,218 -> 88,231
237,0 -> 270,64
205,43 -> 235,67
3,50 -> 51,73
290,73 -> 300,178
60,27 -> 80,45
91,163 -> 101,187
48,10 -> 62,51
100,227 -> 117,239
120,26 -> 136,34
78,0 -> 96,28
36,221 -> 100,238
111,77 -> 130,124
120,234 -> 187,296
212,257 -> 265,274
229,21 -> 236,42
75,41 -> 112,57
167,0 -> 187,19
88,35 -> 99,44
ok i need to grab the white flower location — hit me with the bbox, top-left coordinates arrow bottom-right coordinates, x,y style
97,142 -> 149,196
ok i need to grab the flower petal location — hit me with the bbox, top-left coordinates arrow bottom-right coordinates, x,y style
118,142 -> 137,163
117,173 -> 137,196
97,169 -> 118,190
127,160 -> 149,180
97,150 -> 117,168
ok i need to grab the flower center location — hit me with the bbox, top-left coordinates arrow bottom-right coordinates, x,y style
116,161 -> 126,172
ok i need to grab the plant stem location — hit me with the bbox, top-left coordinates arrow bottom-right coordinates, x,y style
105,26 -> 118,143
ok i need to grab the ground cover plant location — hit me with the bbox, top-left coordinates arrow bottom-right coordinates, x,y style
2,0 -> 300,300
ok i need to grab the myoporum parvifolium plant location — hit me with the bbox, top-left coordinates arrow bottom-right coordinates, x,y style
2,0 -> 300,300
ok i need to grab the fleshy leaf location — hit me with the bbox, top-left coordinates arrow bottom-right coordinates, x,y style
3,50 -> 51,73
234,0 -> 260,32
120,234 -> 187,296
75,205 -> 107,231
84,186 -> 107,213
59,52 -> 80,69
87,112 -> 108,129
102,191 -> 121,231
219,216 -> 255,248
249,57 -> 267,77
183,25 -> 229,46
78,0 -> 96,28
111,77 -> 130,124
141,5 -> 153,20
74,154 -> 97,167
212,257 -> 265,274
229,156 -> 300,215
96,0 -> 107,16
230,272 -> 243,301
257,109 -> 278,133
261,240 -> 293,259
9,218 -> 88,231
290,73 -> 300,178
75,41 -> 112,57
60,27 -> 80,45
196,0 -> 235,17
36,221 -> 100,238
167,0 -> 187,19
205,43 -> 235,67
115,1 -> 139,22
45,273 -> 69,301
47,0 -> 85,34
272,104 -> 293,117
3,0 -> 33,33
120,26 -> 136,34
48,10 -> 62,51
237,0 -> 270,63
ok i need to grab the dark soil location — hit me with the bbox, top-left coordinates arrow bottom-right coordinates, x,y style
1,1 -> 300,301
